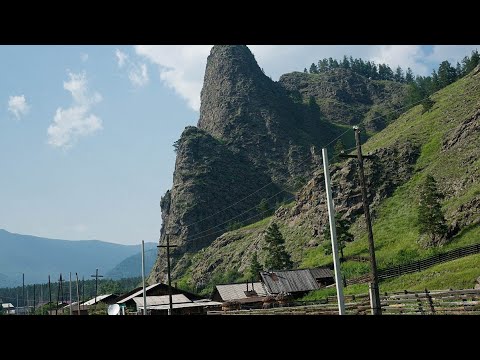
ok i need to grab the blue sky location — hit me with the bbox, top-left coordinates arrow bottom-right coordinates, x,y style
1,45 -> 478,245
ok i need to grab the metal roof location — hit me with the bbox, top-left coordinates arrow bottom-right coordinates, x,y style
215,282 -> 267,301
116,283 -> 162,304
2,303 -> 14,309
132,294 -> 191,307
310,267 -> 334,279
82,294 -> 113,306
260,268 -> 333,294
142,301 -> 222,311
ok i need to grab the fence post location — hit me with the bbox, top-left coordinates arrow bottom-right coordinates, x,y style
425,288 -> 435,314
416,293 -> 424,315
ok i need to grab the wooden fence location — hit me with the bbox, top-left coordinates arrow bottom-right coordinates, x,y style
207,289 -> 480,315
346,243 -> 480,285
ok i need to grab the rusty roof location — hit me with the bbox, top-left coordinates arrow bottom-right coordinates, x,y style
260,267 -> 333,294
214,282 -> 267,301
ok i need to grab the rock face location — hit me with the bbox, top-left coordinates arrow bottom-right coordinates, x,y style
279,69 -> 407,131
181,141 -> 421,289
150,45 -> 408,283
160,126 -> 280,253
198,45 -> 332,187
277,141 -> 421,239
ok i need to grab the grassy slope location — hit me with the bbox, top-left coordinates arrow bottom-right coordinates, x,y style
301,254 -> 480,300
300,71 -> 480,279
177,70 -> 480,296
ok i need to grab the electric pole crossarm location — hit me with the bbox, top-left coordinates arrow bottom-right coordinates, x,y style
339,153 -> 375,159
90,269 -> 104,306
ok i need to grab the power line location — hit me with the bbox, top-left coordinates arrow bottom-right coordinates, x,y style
180,127 -> 352,232
172,89 -> 468,248
169,90 -> 441,236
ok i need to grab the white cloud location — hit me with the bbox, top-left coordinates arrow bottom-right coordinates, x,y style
81,53 -> 89,62
370,45 -> 429,75
115,49 -> 128,68
132,45 -> 480,112
128,62 -> 149,87
135,45 -> 212,111
47,71 -> 102,149
116,48 -> 150,88
8,95 -> 30,120
426,45 -> 480,66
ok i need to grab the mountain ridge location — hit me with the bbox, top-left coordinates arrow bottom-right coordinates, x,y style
0,228 -> 156,287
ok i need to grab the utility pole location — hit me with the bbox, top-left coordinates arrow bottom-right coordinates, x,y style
48,275 -> 52,315
158,234 -> 177,315
82,276 -> 85,304
22,273 -> 24,313
141,240 -> 147,315
90,268 -> 103,306
340,126 -> 381,315
322,148 -> 346,315
56,273 -> 63,315
69,272 -> 72,315
33,284 -> 36,314
75,273 -> 80,315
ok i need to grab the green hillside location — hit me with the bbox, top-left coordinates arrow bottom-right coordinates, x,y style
174,65 -> 480,296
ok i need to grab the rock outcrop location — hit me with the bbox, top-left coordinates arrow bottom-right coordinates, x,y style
150,45 -> 409,283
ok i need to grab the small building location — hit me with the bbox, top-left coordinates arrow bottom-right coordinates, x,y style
60,302 -> 89,315
211,282 -> 267,308
134,294 -> 221,315
115,283 -> 202,313
2,303 -> 15,315
260,267 -> 334,297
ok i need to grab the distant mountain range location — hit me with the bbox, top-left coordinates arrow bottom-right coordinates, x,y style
0,229 -> 156,287
106,248 -> 157,280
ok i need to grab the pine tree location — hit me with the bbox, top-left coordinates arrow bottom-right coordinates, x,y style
394,66 -> 404,82
437,60 -> 457,88
405,67 -> 414,83
418,175 -> 448,247
309,63 -> 318,74
264,223 -> 292,270
249,252 -> 262,281
303,68 -> 308,73
322,212 -> 353,259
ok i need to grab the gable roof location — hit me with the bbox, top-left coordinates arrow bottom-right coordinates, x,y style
132,294 -> 191,307
115,283 -> 202,304
260,267 -> 333,294
214,282 -> 267,302
82,294 -> 115,306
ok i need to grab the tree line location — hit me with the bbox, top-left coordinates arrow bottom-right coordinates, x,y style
0,276 -> 142,310
304,50 -> 479,113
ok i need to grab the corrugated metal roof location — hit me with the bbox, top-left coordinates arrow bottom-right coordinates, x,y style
142,301 -> 222,311
116,283 -> 161,304
310,267 -> 334,279
215,282 -> 267,301
2,303 -> 14,309
82,294 -> 113,306
260,268 -> 332,294
132,294 -> 191,307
